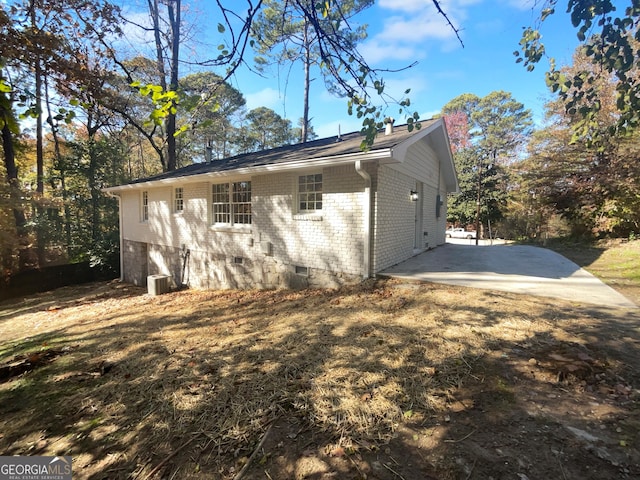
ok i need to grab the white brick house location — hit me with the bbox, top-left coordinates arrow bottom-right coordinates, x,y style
104,118 -> 458,289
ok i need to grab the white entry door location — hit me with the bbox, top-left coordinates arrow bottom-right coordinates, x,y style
414,182 -> 424,251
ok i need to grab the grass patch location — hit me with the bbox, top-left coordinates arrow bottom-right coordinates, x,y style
544,238 -> 640,305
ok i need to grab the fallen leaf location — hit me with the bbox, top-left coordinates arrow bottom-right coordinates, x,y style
360,391 -> 373,402
331,446 -> 345,457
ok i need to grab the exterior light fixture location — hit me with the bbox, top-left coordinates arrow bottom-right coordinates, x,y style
410,190 -> 419,201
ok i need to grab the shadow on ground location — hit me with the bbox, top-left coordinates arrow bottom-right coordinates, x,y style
0,280 -> 638,479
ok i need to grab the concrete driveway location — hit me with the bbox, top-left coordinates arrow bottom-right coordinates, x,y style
380,241 -> 637,309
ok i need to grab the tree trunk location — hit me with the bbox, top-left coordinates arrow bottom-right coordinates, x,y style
86,111 -> 100,244
166,0 -> 180,171
45,79 -> 71,256
301,18 -> 311,144
148,0 -> 173,171
148,0 -> 167,91
2,122 -> 28,269
32,2 -> 46,266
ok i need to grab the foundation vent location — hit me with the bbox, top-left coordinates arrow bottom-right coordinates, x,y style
260,241 -> 273,256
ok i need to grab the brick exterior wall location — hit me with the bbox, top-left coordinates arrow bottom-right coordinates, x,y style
372,166 -> 417,272
117,137 -> 449,291
372,140 -> 448,272
119,165 -> 367,290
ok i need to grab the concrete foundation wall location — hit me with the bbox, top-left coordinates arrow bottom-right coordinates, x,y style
122,240 -> 147,286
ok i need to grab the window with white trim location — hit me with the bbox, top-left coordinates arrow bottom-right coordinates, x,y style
141,191 -> 149,222
298,174 -> 322,213
211,181 -> 251,225
212,183 -> 230,223
174,187 -> 184,213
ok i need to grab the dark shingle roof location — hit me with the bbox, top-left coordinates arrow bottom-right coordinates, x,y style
127,120 -> 437,185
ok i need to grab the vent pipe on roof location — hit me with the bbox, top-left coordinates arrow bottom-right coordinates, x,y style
384,117 -> 395,135
336,124 -> 342,142
205,141 -> 213,163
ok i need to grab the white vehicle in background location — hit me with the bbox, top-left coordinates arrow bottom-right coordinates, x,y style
445,227 -> 477,239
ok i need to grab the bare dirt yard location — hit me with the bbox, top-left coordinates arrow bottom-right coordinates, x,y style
0,246 -> 639,479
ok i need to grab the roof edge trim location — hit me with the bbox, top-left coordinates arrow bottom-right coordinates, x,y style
103,148 -> 392,193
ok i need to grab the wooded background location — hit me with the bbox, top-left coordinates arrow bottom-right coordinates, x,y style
1,0 -> 639,290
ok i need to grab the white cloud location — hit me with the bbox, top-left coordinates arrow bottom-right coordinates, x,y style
382,75 -> 429,100
377,14 -> 460,42
378,0 -> 438,13
360,0 -> 472,65
359,39 -> 424,64
245,88 -> 283,111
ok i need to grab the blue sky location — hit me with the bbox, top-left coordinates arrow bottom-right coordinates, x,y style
117,0 -> 591,138
232,0 -> 584,137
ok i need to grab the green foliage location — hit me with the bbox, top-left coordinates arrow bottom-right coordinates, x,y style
447,147 -> 508,227
250,0 -> 426,148
251,0 -> 376,143
234,107 -> 297,153
51,136 -> 127,270
131,82 -> 179,127
443,91 -> 532,234
517,40 -> 640,239
443,91 -> 533,159
178,71 -> 245,161
518,1 -> 640,146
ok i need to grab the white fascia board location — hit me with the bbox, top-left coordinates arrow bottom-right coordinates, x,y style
388,118 -> 459,193
389,119 -> 442,163
102,148 -> 393,193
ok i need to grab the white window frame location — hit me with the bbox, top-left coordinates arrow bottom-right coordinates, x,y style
212,183 -> 231,224
174,187 -> 184,213
297,173 -> 322,213
141,191 -> 149,222
211,181 -> 252,226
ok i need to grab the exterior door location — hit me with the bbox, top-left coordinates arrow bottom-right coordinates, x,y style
414,182 -> 424,251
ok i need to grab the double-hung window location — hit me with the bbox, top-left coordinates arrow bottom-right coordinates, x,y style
141,191 -> 149,222
212,183 -> 231,224
212,181 -> 251,225
298,174 -> 322,213
174,187 -> 184,213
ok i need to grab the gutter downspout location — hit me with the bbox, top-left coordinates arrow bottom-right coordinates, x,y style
106,191 -> 124,281
355,160 -> 372,279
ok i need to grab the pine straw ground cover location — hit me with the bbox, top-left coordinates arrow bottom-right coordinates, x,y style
0,277 -> 639,479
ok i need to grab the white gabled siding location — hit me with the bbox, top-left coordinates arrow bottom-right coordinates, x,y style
435,169 -> 449,245
392,140 -> 439,186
